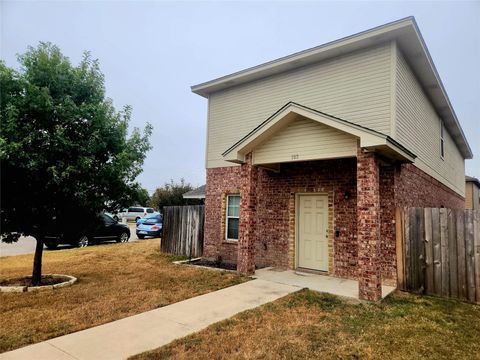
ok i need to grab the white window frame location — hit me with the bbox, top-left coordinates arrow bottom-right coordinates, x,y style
440,121 -> 445,160
225,194 -> 240,241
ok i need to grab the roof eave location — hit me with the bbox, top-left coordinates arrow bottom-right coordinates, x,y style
182,195 -> 206,199
191,17 -> 415,97
466,176 -> 480,187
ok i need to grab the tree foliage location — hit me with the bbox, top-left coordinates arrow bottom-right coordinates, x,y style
0,43 -> 152,283
132,186 -> 151,207
149,179 -> 202,210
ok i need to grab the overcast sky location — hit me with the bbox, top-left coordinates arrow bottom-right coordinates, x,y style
2,1 -> 479,192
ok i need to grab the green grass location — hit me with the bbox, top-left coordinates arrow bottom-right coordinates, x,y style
0,240 -> 248,353
132,289 -> 480,360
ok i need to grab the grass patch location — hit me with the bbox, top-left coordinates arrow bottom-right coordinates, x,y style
132,289 -> 480,360
0,240 -> 248,353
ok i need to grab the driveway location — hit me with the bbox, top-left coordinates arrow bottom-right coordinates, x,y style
0,224 -> 143,257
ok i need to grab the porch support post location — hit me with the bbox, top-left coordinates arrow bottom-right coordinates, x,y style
237,153 -> 257,275
357,148 -> 382,301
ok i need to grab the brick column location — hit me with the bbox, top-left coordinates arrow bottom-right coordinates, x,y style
357,148 -> 382,301
237,153 -> 257,275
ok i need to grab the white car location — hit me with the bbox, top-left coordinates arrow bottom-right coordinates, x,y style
118,207 -> 155,222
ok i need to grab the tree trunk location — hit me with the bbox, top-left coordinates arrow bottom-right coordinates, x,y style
32,237 -> 44,286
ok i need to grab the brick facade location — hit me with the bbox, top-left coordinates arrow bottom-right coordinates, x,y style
205,157 -> 358,278
394,163 -> 464,209
379,165 -> 397,285
204,166 -> 242,262
204,151 -> 465,300
357,149 -> 382,301
237,154 -> 258,274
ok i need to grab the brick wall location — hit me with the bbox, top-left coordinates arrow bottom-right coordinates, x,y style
255,158 -> 358,278
204,166 -> 242,262
237,154 -> 258,274
205,157 -> 464,283
206,158 -> 358,278
357,149 -> 382,301
380,165 -> 397,284
394,163 -> 464,209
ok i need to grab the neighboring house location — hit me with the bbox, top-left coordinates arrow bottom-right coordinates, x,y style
182,185 -> 206,200
191,17 -> 472,301
465,176 -> 480,210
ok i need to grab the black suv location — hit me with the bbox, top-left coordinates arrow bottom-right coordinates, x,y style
43,213 -> 130,249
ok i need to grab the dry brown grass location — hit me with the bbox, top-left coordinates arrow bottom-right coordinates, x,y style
132,289 -> 480,360
0,240 -> 247,353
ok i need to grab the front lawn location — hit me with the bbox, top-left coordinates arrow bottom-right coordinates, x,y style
133,289 -> 480,360
0,240 -> 247,353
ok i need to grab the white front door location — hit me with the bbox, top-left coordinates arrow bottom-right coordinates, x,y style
297,195 -> 329,271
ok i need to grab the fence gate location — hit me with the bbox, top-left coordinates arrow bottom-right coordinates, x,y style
161,205 -> 204,258
396,208 -> 480,303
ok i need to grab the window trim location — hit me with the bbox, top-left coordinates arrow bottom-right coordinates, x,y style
225,194 -> 240,241
440,120 -> 445,160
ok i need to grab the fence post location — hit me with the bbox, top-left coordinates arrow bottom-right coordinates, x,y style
417,207 -> 425,293
424,208 -> 434,295
465,210 -> 475,302
448,209 -> 458,298
439,208 -> 449,297
395,208 -> 405,290
456,210 -> 467,300
432,208 -> 441,295
404,208 -> 411,290
474,210 -> 480,303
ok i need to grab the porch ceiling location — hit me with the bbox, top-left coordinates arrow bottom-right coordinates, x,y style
222,102 -> 416,165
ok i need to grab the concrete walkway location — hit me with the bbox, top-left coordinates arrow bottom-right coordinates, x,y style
0,279 -> 298,360
254,268 -> 396,300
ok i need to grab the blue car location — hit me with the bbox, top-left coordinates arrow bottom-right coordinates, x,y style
136,211 -> 161,225
136,213 -> 163,239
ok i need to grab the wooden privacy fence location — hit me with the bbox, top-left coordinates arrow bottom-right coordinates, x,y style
161,205 -> 204,258
396,208 -> 480,303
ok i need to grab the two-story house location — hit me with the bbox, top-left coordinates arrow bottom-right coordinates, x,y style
191,17 -> 472,301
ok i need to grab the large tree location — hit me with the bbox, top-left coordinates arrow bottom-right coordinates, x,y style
0,43 -> 152,285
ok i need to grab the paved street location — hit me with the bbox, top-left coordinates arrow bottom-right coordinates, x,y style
0,236 -> 37,257
0,224 -> 142,257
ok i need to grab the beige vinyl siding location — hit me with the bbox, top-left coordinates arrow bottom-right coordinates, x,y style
253,117 -> 357,165
465,182 -> 480,210
207,43 -> 393,168
395,49 -> 465,196
465,183 -> 473,209
475,185 -> 480,210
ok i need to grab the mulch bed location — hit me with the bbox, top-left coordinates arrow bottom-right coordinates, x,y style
190,259 -> 238,271
188,259 -> 267,271
0,275 -> 70,287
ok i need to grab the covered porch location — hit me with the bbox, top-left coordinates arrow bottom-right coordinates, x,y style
222,102 -> 415,301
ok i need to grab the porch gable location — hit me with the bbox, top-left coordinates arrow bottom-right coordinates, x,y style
253,116 -> 357,165
222,102 -> 415,165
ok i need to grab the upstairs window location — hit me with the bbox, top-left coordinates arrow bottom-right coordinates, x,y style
226,195 -> 240,241
440,121 -> 445,159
